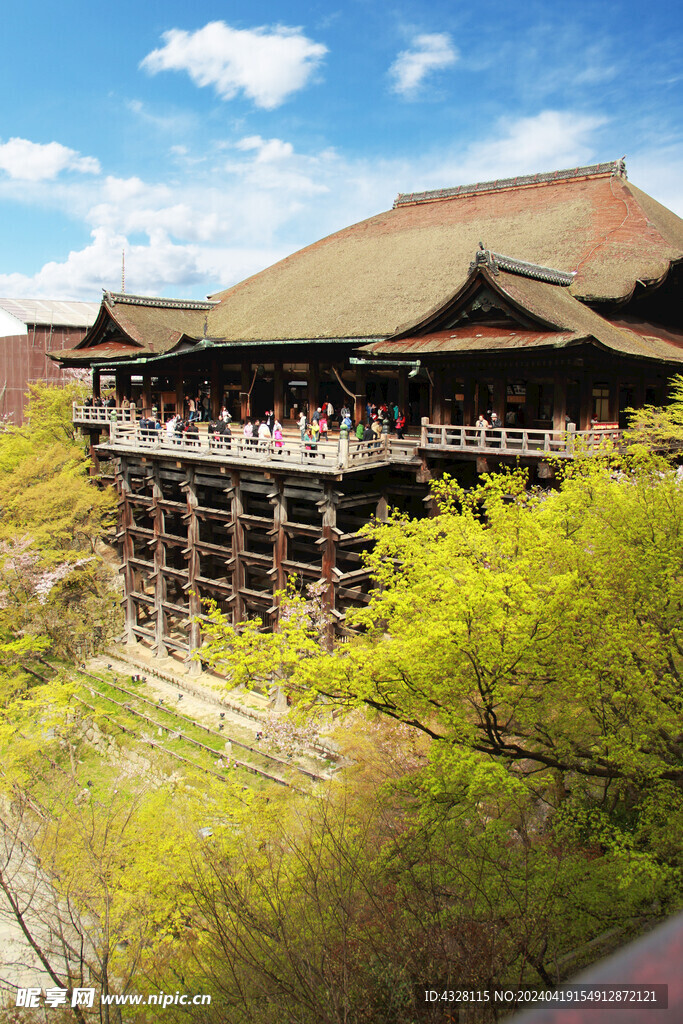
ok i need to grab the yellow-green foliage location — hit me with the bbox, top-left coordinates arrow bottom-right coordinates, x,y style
0,381 -> 115,551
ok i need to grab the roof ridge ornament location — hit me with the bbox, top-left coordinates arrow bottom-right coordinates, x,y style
105,292 -> 218,310
470,247 -> 575,286
394,160 -> 627,208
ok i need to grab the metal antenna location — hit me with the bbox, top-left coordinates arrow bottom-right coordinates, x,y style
121,250 -> 125,293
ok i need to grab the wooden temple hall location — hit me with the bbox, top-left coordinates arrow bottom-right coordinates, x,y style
54,159 -> 683,661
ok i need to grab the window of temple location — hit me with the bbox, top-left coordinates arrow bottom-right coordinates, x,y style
592,383 -> 610,422
505,381 -> 526,426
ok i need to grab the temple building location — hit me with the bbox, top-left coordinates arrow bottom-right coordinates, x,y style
53,160 -> 683,664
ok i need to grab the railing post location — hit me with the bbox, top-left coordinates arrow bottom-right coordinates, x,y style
421,417 -> 428,446
339,434 -> 349,469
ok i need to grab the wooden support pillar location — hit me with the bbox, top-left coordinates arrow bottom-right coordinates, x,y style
185,468 -> 201,673
88,430 -> 101,477
142,369 -> 152,416
152,465 -> 167,658
320,484 -> 337,621
398,368 -> 408,421
493,376 -> 506,424
608,375 -> 619,423
240,360 -> 251,421
274,360 -> 284,423
114,369 -> 127,405
354,365 -> 366,425
553,370 -> 566,431
431,369 -> 445,424
463,374 -> 476,427
210,356 -> 220,419
119,461 -> 136,645
525,381 -> 539,427
92,367 -> 101,400
307,359 -> 319,420
579,373 -> 593,430
231,470 -> 246,624
271,482 -> 287,594
175,366 -> 183,417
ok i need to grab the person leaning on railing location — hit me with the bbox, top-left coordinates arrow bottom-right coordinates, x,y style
304,425 -> 317,452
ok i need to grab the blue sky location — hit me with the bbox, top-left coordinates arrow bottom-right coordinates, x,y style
0,0 -> 681,300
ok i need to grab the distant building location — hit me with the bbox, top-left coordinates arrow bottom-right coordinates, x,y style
0,298 -> 99,423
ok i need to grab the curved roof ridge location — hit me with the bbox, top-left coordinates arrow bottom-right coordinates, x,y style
103,291 -> 217,311
394,160 -> 626,208
471,247 -> 575,285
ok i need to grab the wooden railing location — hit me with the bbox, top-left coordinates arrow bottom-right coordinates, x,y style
104,421 -> 399,471
73,403 -> 136,425
419,420 -> 622,457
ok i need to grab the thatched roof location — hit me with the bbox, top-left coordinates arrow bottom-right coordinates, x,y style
362,258 -> 683,363
207,162 -> 683,342
53,293 -> 214,364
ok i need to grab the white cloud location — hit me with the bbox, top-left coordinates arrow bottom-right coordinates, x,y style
389,33 -> 458,97
235,135 -> 294,162
451,110 -> 607,181
3,108 -> 681,303
140,21 -> 327,110
0,137 -> 100,181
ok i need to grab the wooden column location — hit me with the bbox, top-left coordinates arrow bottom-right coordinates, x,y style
320,484 -> 337,618
240,360 -> 251,421
525,381 -> 539,427
354,365 -> 367,425
210,355 -> 221,419
175,366 -> 184,416
185,468 -> 201,673
230,470 -> 245,624
274,360 -> 284,423
418,382 -> 430,422
271,482 -> 287,593
88,430 -> 101,477
152,464 -> 167,658
431,370 -> 445,424
493,376 -> 506,424
398,368 -> 408,420
119,460 -> 136,645
142,369 -> 152,415
92,368 -> 101,400
579,373 -> 593,430
307,359 -> 319,420
608,376 -> 619,423
553,370 -> 566,431
463,374 -> 476,426
115,369 -> 127,405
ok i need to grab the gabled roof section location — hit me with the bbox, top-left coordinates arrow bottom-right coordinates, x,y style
52,292 -> 216,365
389,248 -> 575,338
206,160 -> 683,341
363,250 -> 683,364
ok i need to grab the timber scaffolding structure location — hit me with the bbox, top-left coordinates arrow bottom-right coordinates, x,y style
93,415 -> 624,666
104,433 -> 429,664
54,159 -> 683,662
